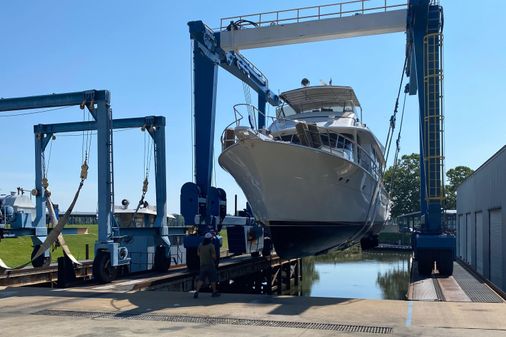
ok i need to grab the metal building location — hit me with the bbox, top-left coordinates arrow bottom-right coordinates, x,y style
457,145 -> 506,290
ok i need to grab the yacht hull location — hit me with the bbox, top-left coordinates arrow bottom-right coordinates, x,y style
218,134 -> 389,258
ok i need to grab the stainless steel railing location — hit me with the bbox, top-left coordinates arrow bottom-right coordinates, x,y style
220,0 -> 407,30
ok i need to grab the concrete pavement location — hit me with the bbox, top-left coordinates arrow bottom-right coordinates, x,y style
1,286 -> 506,336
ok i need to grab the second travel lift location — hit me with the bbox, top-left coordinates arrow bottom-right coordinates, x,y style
0,90 -> 172,282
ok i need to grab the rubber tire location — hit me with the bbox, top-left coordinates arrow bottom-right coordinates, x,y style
31,245 -> 51,268
262,237 -> 272,257
372,235 -> 379,248
186,247 -> 199,271
417,255 -> 433,276
360,237 -> 373,251
153,245 -> 171,272
437,251 -> 454,276
93,251 -> 117,284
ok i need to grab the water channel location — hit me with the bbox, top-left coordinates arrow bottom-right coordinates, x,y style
299,248 -> 412,300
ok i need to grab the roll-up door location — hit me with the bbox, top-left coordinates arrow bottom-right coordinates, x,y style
466,213 -> 472,263
458,214 -> 465,259
489,209 -> 503,289
475,212 -> 483,275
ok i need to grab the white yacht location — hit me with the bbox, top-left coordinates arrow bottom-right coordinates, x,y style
218,83 -> 390,258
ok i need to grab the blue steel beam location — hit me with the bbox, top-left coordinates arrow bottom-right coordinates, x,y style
406,0 -> 444,234
191,38 -> 219,201
0,90 -> 107,111
147,120 -> 167,228
189,21 -> 279,106
33,116 -> 166,134
33,133 -> 48,233
406,0 -> 430,229
219,54 -> 278,106
257,93 -> 267,129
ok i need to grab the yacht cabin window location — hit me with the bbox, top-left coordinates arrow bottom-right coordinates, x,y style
276,100 -> 358,119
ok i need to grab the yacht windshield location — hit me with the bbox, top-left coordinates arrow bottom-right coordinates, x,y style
276,101 -> 357,118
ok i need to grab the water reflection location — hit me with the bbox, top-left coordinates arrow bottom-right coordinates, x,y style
299,248 -> 411,300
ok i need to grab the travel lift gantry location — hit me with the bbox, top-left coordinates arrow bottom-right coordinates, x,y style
0,90 -> 172,282
186,0 -> 454,275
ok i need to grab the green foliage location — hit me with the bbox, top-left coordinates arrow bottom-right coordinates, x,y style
383,153 -> 420,218
0,224 -> 231,267
384,152 -> 474,217
220,229 -> 228,251
378,232 -> 411,245
445,166 -> 474,209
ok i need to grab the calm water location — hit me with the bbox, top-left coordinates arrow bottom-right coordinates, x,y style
299,249 -> 411,300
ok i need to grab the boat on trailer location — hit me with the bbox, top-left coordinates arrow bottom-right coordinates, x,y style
219,83 -> 390,258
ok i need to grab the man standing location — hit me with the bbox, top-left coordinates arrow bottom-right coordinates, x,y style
193,232 -> 220,298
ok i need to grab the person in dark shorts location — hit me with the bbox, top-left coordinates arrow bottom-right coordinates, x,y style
193,232 -> 220,298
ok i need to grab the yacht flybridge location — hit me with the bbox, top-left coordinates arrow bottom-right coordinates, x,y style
219,83 -> 390,258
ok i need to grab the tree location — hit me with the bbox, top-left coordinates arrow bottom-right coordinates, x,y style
383,153 -> 420,218
445,166 -> 474,210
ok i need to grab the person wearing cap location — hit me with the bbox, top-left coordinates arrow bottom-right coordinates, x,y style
193,232 -> 220,298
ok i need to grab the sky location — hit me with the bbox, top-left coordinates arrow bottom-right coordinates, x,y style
1,0 -> 505,214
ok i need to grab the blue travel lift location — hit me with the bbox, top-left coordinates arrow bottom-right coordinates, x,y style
187,0 -> 455,275
0,90 -> 173,282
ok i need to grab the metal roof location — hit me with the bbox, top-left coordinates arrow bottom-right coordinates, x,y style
280,85 -> 360,113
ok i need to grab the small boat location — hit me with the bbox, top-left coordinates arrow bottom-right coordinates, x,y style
114,204 -> 157,228
114,199 -> 176,228
219,83 -> 390,258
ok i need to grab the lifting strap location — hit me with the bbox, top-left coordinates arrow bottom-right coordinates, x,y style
0,165 -> 87,272
384,55 -> 408,166
36,164 -> 88,266
46,194 -> 81,265
350,54 -> 410,243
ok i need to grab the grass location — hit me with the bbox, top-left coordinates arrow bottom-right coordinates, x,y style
0,224 -> 230,266
0,224 -> 97,266
219,229 -> 228,251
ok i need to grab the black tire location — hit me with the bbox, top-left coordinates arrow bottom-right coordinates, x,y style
372,235 -> 379,248
262,237 -> 272,257
437,251 -> 454,276
417,255 -> 433,276
31,245 -> 51,268
186,247 -> 199,271
153,245 -> 171,272
93,251 -> 117,284
251,251 -> 260,258
360,237 -> 373,251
